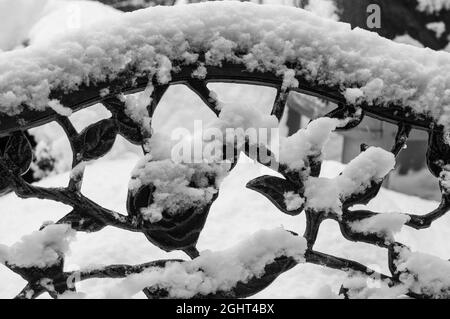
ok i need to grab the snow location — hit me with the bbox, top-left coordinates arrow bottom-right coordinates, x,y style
349,213 -> 411,241
0,2 -> 450,131
417,0 -> 450,13
393,34 -> 425,48
427,22 -> 446,38
314,284 -> 343,299
104,227 -> 306,298
304,177 -> 342,212
148,101 -> 279,165
339,146 -> 395,190
0,155 -> 448,299
0,0 -> 121,51
0,224 -> 75,269
396,247 -> 450,298
121,85 -> 153,134
48,99 -> 73,116
28,0 -> 122,48
304,0 -> 338,21
191,63 -> 207,79
304,147 -> 395,213
129,126 -> 232,222
0,0 -> 47,51
344,88 -> 364,104
284,191 -> 305,211
279,117 -> 340,171
342,275 -> 407,299
0,0 -> 449,300
129,155 -> 228,223
216,101 -> 277,131
344,78 -> 386,106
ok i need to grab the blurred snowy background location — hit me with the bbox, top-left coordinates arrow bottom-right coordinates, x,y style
0,0 -> 449,298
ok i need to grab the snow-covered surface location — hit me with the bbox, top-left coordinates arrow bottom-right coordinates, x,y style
396,246 -> 450,298
393,34 -> 425,48
284,191 -> 305,211
129,155 -> 228,223
0,0 -> 121,51
279,117 -> 340,170
0,224 -> 75,268
427,22 -> 446,39
304,147 -> 395,214
0,155 -> 449,299
341,275 -> 407,299
417,0 -> 450,13
130,112 -> 394,219
128,108 -> 340,223
349,213 -> 410,242
210,102 -> 279,138
105,228 -> 306,298
1,2 -> 450,131
304,0 -> 338,21
122,88 -> 153,134
0,0 -> 449,300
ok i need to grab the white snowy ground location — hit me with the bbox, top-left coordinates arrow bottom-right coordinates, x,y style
0,153 -> 449,299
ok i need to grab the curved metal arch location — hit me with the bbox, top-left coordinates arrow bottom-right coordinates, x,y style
0,63 -> 441,138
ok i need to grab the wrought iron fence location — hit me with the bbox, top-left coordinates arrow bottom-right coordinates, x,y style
0,54 -> 449,298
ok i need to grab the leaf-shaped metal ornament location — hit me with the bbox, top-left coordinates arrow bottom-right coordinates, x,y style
246,175 -> 304,215
80,119 -> 118,161
4,131 -> 33,175
127,184 -> 218,252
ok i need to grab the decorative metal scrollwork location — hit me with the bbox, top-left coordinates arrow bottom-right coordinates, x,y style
0,61 -> 448,299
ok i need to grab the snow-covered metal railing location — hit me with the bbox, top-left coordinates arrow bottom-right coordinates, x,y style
0,2 -> 449,299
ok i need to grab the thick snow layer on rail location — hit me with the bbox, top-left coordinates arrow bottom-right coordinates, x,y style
1,2 -> 450,129
105,228 -> 306,298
